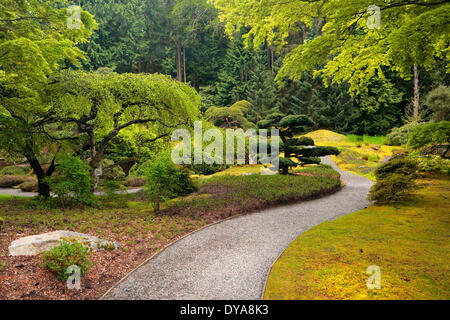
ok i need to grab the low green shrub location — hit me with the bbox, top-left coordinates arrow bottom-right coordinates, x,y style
374,158 -> 419,180
297,136 -> 315,146
41,241 -> 93,281
0,216 -> 4,231
189,162 -> 224,175
407,121 -> 450,153
368,154 -> 380,162
0,175 -> 33,188
0,261 -> 5,271
143,154 -> 197,211
368,174 -> 417,204
0,166 -> 29,176
386,122 -> 422,146
47,156 -> 93,206
416,155 -> 450,175
104,180 -> 121,196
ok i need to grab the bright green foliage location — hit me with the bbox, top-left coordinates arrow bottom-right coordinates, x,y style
41,241 -> 93,281
215,0 -> 450,94
0,216 -> 4,231
258,112 -> 340,174
205,100 -> 256,129
47,70 -> 201,174
0,0 -> 96,197
425,86 -> 450,122
47,156 -> 93,206
0,0 -> 96,107
143,153 -> 197,212
407,121 -> 450,151
416,155 -> 450,175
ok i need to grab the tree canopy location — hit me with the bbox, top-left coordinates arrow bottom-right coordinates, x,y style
214,0 -> 449,94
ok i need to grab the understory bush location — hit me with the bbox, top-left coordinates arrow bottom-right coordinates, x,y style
100,159 -> 126,182
374,158 -> 419,180
407,121 -> 450,154
47,156 -> 93,206
415,155 -> 450,175
189,162 -> 224,175
386,122 -> 422,146
0,216 -> 4,230
370,158 -> 419,204
41,241 -> 93,281
143,154 -> 197,212
368,174 -> 417,204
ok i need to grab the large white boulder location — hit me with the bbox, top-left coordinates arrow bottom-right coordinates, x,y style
8,230 -> 120,256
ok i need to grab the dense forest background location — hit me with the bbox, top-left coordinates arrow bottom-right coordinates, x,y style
73,0 -> 449,136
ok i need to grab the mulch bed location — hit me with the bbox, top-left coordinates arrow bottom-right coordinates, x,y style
0,227 -> 194,300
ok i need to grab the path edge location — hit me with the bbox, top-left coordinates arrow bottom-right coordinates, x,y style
100,214 -> 240,300
100,186 -> 344,300
100,158 -> 345,300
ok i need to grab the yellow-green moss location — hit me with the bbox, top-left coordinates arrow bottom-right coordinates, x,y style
264,174 -> 450,300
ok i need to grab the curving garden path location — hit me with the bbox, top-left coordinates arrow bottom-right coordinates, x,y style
102,157 -> 374,300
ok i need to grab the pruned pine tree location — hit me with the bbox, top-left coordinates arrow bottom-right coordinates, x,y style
258,113 -> 339,174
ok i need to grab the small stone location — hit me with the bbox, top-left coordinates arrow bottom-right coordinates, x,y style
8,230 -> 120,256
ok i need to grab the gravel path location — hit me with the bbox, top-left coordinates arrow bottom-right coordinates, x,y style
103,156 -> 374,300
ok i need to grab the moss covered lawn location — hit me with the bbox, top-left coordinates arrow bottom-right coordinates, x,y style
264,173 -> 450,300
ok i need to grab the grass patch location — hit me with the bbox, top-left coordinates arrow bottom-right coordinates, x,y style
0,194 -> 21,201
346,134 -> 388,145
264,174 -> 450,300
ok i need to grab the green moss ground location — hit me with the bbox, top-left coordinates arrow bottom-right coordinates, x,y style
264,174 -> 450,300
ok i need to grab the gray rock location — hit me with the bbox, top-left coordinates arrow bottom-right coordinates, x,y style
8,230 -> 120,256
